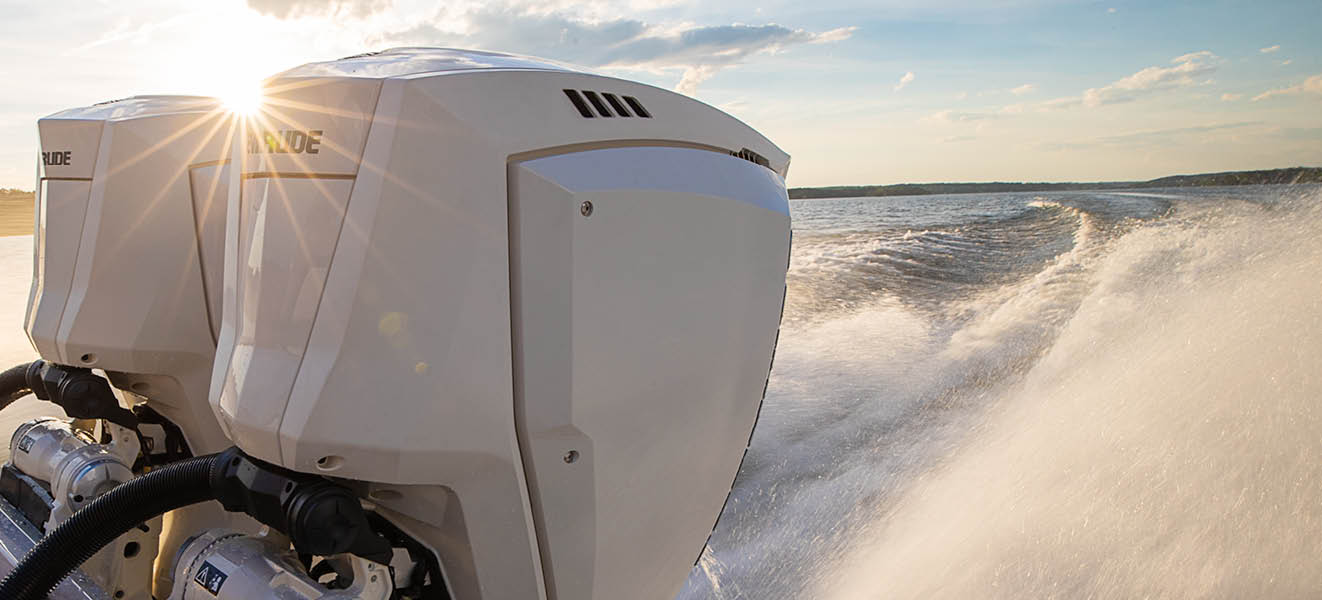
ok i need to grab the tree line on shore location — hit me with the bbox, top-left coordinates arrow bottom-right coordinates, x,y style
789,167 -> 1322,199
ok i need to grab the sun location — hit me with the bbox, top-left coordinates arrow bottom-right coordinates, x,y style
220,79 -> 264,116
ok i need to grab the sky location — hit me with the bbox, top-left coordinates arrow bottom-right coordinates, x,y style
0,0 -> 1319,188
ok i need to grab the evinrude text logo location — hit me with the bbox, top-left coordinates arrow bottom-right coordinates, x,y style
249,129 -> 323,154
41,151 -> 72,166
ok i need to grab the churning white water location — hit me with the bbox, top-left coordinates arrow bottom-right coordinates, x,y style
681,185 -> 1322,598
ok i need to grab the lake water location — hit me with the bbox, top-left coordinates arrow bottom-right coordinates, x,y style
680,184 -> 1322,599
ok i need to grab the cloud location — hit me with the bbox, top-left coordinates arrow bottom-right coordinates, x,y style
247,0 -> 389,18
1039,96 -> 1082,110
718,99 -> 750,113
1107,7 -> 1117,13
1010,83 -> 1036,96
1041,121 -> 1261,151
925,109 -> 998,123
676,65 -> 719,96
812,27 -> 855,43
1279,127 -> 1322,141
372,6 -> 854,95
1252,74 -> 1322,102
74,12 -> 199,50
1260,45 -> 1281,54
941,135 -> 977,143
894,71 -> 915,92
1281,59 -> 1293,66
1094,121 -> 1260,145
1220,93 -> 1242,101
1025,51 -> 1218,111
1094,52 -> 1216,95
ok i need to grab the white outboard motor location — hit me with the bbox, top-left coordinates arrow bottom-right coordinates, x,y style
28,95 -> 235,457
0,47 -> 789,600
204,48 -> 791,599
4,96 -> 254,599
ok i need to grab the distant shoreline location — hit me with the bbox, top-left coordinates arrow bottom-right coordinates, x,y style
2,167 -> 1318,236
0,191 -> 32,237
789,167 -> 1322,200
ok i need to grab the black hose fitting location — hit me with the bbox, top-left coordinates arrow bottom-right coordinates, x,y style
0,447 -> 393,599
25,361 -> 138,428
0,359 -> 140,428
210,447 -> 393,563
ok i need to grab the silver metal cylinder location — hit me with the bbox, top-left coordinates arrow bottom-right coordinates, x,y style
171,529 -> 392,599
8,418 -> 134,527
6,417 -> 156,599
10,417 -> 81,483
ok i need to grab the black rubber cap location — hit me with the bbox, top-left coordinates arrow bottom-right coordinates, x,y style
287,484 -> 363,556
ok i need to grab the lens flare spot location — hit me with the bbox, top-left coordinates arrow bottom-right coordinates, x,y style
221,81 -> 264,116
378,312 -> 407,337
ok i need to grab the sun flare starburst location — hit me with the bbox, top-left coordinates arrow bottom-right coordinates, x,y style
221,80 -> 264,116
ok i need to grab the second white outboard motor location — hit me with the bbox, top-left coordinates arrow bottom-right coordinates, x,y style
0,96 -> 258,599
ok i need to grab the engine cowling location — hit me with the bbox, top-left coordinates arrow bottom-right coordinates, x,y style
211,47 -> 791,599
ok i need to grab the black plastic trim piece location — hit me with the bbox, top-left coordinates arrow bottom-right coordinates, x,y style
25,362 -> 138,429
0,465 -> 54,529
623,96 -> 651,118
210,447 -> 393,564
602,93 -> 632,117
581,91 -> 614,117
562,89 -> 595,118
730,148 -> 772,169
240,172 -> 356,180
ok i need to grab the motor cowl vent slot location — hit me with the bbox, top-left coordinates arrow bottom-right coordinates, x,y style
563,89 -> 652,119
730,148 -> 771,169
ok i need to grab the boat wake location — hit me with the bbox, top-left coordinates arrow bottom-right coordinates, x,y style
682,185 -> 1322,598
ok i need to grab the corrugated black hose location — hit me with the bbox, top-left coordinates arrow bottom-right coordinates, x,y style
0,361 -> 33,409
0,452 -> 225,599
